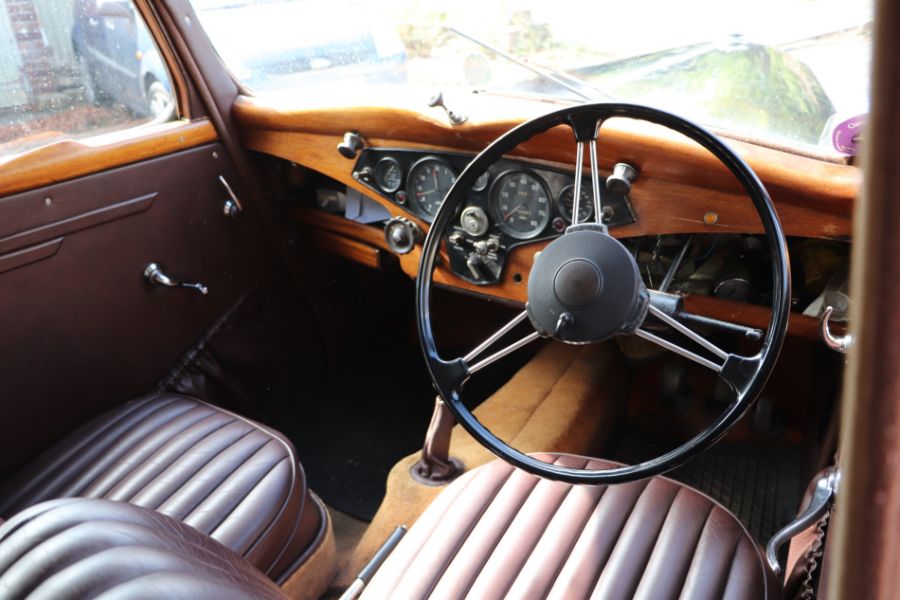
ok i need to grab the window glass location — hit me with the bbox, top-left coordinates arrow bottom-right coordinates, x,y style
0,0 -> 178,158
191,0 -> 871,156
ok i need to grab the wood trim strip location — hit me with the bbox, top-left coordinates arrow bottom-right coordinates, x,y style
0,193 -> 156,255
292,207 -> 390,250
0,238 -> 63,274
308,229 -> 382,269
0,119 -> 216,198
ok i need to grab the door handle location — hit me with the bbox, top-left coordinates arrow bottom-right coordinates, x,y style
143,263 -> 208,295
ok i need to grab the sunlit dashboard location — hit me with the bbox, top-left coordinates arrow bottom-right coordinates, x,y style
231,95 -> 859,340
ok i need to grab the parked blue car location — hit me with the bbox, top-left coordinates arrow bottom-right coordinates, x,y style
72,0 -> 174,119
71,0 -> 408,118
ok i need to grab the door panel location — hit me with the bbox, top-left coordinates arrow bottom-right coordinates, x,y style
0,142 -> 263,473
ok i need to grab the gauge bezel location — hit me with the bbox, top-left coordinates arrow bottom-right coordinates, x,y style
557,182 -> 594,223
374,156 -> 404,193
489,169 -> 553,240
406,156 -> 458,221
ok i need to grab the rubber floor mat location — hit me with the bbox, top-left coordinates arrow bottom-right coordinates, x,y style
614,431 -> 805,543
276,344 -> 533,521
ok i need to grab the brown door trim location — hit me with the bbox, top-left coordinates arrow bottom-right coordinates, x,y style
830,0 -> 900,597
0,119 -> 216,197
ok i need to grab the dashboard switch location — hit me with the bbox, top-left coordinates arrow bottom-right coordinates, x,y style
606,162 -> 637,195
338,131 -> 365,159
466,254 -> 483,280
384,217 -> 422,255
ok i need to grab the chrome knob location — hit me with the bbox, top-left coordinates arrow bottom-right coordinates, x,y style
144,263 -> 209,295
384,217 -> 422,255
819,305 -> 852,354
337,131 -> 365,159
606,162 -> 637,195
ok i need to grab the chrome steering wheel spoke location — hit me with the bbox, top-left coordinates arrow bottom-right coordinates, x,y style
635,303 -> 760,394
566,112 -> 606,229
433,313 -> 541,401
460,310 -> 541,377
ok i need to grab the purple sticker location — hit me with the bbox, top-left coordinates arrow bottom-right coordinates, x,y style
832,114 -> 866,155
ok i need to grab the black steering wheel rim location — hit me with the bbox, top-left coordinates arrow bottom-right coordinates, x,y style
416,103 -> 791,485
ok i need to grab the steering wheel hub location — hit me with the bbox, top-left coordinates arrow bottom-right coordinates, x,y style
527,228 -> 648,343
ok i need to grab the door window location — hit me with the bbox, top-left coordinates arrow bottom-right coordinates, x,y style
0,0 -> 178,158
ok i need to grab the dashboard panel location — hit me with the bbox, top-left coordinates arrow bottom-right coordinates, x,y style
353,148 -> 635,284
232,96 -> 858,339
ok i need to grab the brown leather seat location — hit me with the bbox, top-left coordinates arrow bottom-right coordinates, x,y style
0,497 -> 288,599
362,453 -> 779,600
0,393 -> 325,582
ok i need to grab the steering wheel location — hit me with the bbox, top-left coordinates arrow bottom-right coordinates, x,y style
416,103 -> 791,485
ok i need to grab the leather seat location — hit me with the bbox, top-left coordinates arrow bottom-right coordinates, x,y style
0,393 -> 325,582
362,453 -> 778,600
0,497 -> 288,599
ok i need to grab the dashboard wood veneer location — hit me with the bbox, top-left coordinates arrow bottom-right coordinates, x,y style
244,95 -> 855,340
238,110 -> 854,240
293,207 -> 831,340
235,95 -> 858,235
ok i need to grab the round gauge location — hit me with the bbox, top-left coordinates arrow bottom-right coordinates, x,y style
489,171 -> 551,239
557,183 -> 594,223
374,157 -> 403,193
472,171 -> 490,192
407,158 -> 457,219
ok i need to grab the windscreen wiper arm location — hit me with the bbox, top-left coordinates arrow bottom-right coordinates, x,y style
447,27 -> 615,101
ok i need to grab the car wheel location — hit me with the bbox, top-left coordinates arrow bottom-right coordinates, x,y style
147,80 -> 174,120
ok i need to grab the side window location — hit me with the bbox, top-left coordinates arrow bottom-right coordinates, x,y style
0,0 -> 178,158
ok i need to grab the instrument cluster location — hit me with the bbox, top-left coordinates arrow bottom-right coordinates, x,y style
352,148 -> 636,285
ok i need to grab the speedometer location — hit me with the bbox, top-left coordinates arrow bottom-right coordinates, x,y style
407,157 -> 456,219
489,171 -> 551,239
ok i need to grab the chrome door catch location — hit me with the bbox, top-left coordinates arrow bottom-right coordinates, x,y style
144,263 -> 208,295
219,175 -> 243,218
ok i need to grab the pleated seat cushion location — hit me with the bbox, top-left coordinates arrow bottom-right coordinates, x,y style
362,453 -> 778,600
0,498 -> 289,599
0,394 -> 324,580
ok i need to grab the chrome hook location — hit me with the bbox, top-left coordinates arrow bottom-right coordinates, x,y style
819,305 -> 851,354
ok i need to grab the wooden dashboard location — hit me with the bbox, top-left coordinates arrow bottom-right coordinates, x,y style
232,93 -> 858,339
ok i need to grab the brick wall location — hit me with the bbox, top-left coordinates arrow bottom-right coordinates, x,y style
4,0 -> 57,107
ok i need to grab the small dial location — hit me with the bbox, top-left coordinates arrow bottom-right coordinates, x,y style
557,183 -> 594,223
489,171 -> 551,239
407,158 -> 457,219
374,157 -> 403,193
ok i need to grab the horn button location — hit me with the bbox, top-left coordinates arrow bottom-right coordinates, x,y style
527,227 -> 648,343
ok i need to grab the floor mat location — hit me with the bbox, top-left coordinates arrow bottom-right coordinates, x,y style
276,343 -> 533,521
614,431 -> 804,543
